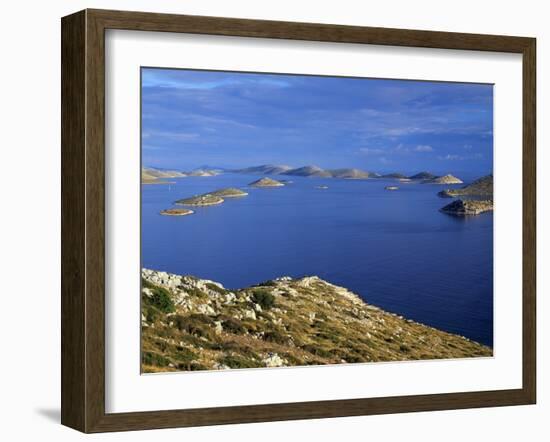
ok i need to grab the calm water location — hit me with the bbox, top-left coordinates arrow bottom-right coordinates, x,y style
142,174 -> 493,347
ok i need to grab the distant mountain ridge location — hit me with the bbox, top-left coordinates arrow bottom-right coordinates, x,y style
142,166 -> 220,183
233,164 -> 292,175
232,164 -> 376,179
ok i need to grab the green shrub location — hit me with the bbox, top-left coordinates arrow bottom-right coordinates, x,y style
256,280 -> 278,287
173,314 -> 215,339
219,355 -> 258,369
221,317 -> 247,334
145,286 -> 175,313
399,344 -> 411,353
142,351 -> 170,367
251,290 -> 275,310
263,329 -> 289,345
173,346 -> 198,362
142,305 -> 159,323
301,344 -> 333,358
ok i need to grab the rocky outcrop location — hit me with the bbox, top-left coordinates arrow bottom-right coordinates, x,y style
141,269 -> 492,373
440,199 -> 493,216
385,186 -> 399,191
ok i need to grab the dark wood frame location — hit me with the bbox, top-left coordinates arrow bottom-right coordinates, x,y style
61,8 -> 536,433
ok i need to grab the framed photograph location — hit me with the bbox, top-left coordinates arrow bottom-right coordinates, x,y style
61,9 -> 536,433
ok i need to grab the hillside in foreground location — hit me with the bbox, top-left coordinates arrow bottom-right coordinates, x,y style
141,269 -> 492,373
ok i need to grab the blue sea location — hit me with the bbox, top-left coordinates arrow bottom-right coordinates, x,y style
141,174 -> 493,347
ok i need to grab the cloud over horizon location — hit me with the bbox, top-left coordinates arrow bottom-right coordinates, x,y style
141,68 -> 493,176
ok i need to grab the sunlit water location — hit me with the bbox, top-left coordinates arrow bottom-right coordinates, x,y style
142,174 -> 493,346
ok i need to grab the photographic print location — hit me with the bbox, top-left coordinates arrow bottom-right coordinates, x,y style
140,68 -> 494,373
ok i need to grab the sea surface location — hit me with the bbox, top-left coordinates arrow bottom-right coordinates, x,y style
142,174 -> 493,347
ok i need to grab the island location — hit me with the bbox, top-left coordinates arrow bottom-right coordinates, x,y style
209,188 -> 248,198
385,186 -> 399,190
160,208 -> 194,216
316,185 -> 329,189
408,171 -> 437,180
440,199 -> 493,216
422,174 -> 463,184
249,177 -> 285,187
141,268 -> 492,373
438,174 -> 493,198
174,194 -> 224,206
142,167 -> 185,184
381,173 -> 408,179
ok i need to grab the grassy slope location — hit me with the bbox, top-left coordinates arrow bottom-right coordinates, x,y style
141,269 -> 492,373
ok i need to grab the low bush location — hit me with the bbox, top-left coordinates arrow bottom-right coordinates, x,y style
251,290 -> 275,310
142,351 -> 170,367
219,355 -> 258,369
144,286 -> 175,313
173,314 -> 215,339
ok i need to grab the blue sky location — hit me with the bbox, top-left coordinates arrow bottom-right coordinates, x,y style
142,68 -> 493,176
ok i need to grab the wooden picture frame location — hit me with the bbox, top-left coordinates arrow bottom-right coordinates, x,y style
61,8 -> 536,433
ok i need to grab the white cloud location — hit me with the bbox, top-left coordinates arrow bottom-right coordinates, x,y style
414,145 -> 433,152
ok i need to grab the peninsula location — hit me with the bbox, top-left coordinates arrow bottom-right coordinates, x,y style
438,174 -> 493,198
141,269 -> 492,372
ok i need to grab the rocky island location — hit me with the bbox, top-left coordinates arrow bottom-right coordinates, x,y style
160,208 -> 194,216
381,173 -> 408,179
438,174 -> 493,198
142,167 -> 185,184
249,177 -> 285,187
175,194 -> 224,206
409,171 -> 437,180
141,268 -> 492,373
440,199 -> 493,216
209,188 -> 248,198
423,174 -> 463,185
385,186 -> 399,191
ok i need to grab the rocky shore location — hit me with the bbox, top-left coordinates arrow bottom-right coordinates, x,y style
141,269 -> 492,373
